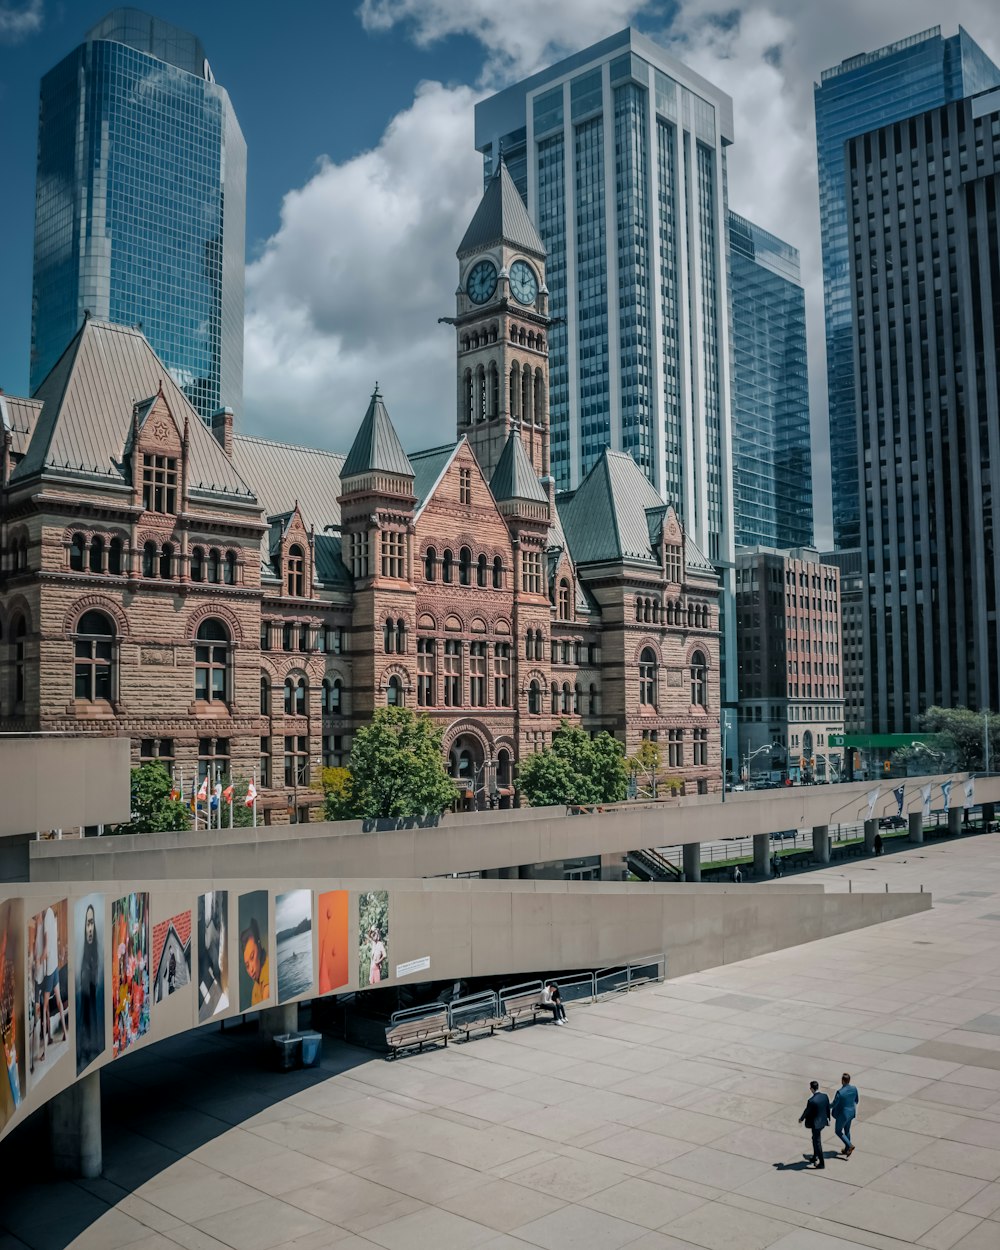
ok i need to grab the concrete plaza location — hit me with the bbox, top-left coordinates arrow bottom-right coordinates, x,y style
5,835 -> 1000,1250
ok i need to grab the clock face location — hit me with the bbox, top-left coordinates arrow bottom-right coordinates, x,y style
509,260 -> 538,305
467,259 -> 498,305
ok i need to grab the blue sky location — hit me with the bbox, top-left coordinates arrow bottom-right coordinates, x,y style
2,0 -> 999,547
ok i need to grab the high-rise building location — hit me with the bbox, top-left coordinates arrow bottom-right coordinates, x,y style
475,27 -> 737,707
822,548 -> 864,734
30,8 -> 246,422
815,25 -> 999,550
849,86 -> 1000,730
735,547 -> 844,784
728,211 -> 812,550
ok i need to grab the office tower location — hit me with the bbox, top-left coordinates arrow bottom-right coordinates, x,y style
849,86 -> 1000,730
822,548 -> 864,734
815,25 -> 999,550
475,27 -> 737,706
31,8 -> 246,422
735,547 -> 844,784
728,211 -> 812,550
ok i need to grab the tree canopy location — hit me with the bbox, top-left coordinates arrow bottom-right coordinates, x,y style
323,707 -> 456,820
892,706 -> 1000,774
517,721 -> 628,807
110,762 -> 190,836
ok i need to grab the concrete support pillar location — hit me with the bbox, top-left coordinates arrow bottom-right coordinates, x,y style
908,810 -> 924,845
258,1003 -> 298,1040
682,842 -> 701,882
948,807 -> 962,837
813,825 -> 831,864
49,1069 -> 101,1178
753,833 -> 772,879
982,802 -> 995,831
864,820 -> 877,854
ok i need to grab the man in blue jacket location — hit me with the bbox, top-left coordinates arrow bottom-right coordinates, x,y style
831,1072 -> 860,1158
799,1080 -> 831,1168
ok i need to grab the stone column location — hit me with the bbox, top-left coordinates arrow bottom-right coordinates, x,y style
982,802 -> 995,831
682,842 -> 701,882
813,825 -> 831,864
753,833 -> 771,879
49,1070 -> 101,1178
948,807 -> 962,836
864,820 -> 877,853
258,1003 -> 298,1040
908,810 -> 924,844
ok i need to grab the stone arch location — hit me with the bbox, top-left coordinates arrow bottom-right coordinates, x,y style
631,637 -> 663,666
493,617 -> 511,636
379,662 -> 413,691
519,667 -> 548,694
417,612 -> 437,631
442,718 -> 494,756
186,602 -> 244,645
470,616 -> 488,634
63,595 -> 130,638
444,614 -> 463,632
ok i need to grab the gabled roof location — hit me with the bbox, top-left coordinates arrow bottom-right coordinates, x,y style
490,432 -> 547,503
231,435 -> 351,588
341,386 -> 414,481
458,160 -> 545,259
410,443 -> 459,513
0,393 -> 42,458
11,319 -> 255,499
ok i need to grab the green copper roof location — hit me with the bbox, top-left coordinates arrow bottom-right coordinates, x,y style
458,160 -> 545,259
490,431 -> 547,503
341,385 -> 414,480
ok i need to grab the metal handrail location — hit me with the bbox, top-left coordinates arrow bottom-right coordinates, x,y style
447,989 -> 500,1030
547,972 -> 596,1002
498,978 -> 543,1010
388,1001 -> 451,1027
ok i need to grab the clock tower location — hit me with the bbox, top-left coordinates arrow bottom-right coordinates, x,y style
453,159 -> 550,484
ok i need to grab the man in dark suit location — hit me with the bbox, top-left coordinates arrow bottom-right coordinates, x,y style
799,1080 -> 831,1168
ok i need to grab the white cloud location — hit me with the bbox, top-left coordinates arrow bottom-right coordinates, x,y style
0,0 -> 42,43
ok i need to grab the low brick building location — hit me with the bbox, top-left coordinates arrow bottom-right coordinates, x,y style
0,163 -> 721,821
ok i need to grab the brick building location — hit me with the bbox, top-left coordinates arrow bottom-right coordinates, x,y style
0,162 -> 721,820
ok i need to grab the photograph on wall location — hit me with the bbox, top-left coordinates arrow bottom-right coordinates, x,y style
153,910 -> 192,1004
276,890 -> 312,1004
317,890 -> 349,995
0,898 -> 25,1132
74,894 -> 105,1075
111,892 -> 150,1058
238,891 -> 270,1012
26,897 -> 70,1088
358,891 -> 389,986
197,891 -> 228,1023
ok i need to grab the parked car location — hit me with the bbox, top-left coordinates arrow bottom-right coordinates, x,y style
773,829 -> 798,840
878,815 -> 907,829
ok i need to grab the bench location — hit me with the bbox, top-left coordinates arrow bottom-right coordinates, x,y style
452,1011 -> 506,1042
385,1009 -> 453,1059
503,991 -> 555,1029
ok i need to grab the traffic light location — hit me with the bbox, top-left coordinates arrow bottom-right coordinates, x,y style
883,760 -> 891,772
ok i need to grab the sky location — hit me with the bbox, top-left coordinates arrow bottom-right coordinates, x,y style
2,1 -> 1000,549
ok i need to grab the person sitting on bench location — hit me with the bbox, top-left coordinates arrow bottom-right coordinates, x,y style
540,982 -> 567,1024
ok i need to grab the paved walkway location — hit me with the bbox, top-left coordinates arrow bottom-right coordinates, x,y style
5,834 -> 1000,1250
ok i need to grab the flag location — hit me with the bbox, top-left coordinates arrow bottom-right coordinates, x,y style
964,778 -> 976,809
893,785 -> 905,817
196,776 -> 208,802
223,783 -> 235,805
921,784 -> 932,820
942,778 -> 953,810
244,779 -> 257,808
210,781 -> 222,810
170,782 -> 181,803
866,787 -> 880,819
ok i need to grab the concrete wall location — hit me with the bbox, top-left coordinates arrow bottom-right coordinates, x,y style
0,872 -> 928,1145
0,736 -> 130,838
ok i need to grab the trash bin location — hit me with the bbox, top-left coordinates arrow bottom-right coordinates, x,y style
273,1033 -> 302,1072
299,1030 -> 322,1068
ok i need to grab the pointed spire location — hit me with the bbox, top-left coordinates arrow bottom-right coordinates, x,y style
490,431 -> 547,504
457,160 -> 545,259
342,385 -> 414,480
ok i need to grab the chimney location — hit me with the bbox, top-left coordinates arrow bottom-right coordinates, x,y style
211,406 -> 234,458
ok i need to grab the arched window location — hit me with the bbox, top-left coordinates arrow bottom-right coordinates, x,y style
260,673 -> 270,715
528,680 -> 541,715
494,642 -> 511,706
562,682 -> 572,714
477,554 -> 488,588
70,534 -> 85,572
325,677 -> 342,714
284,675 -> 307,715
639,647 -> 657,708
550,682 -> 559,714
635,598 -> 642,623
396,619 -> 406,654
142,541 -> 157,578
463,370 -> 474,425
387,675 -> 403,707
207,549 -> 221,584
643,598 -> 651,623
690,650 -> 707,707
558,579 -> 570,619
534,370 -> 544,424
574,683 -> 581,714
488,362 -> 499,416
509,364 -> 520,418
589,683 -> 599,715
442,549 -> 453,584
159,543 -> 173,580
224,551 -> 237,586
74,610 -> 115,702
497,749 -> 512,787
13,616 -> 26,705
492,556 -> 503,589
88,536 -> 104,574
287,544 -> 305,597
195,619 -> 230,703
425,547 -> 437,581
109,537 -> 123,576
459,546 -> 472,586
190,546 -> 204,581
384,619 -> 394,654
536,631 -> 544,660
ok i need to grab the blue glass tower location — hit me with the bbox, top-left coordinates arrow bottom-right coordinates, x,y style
815,25 -> 999,550
30,8 -> 246,422
728,211 -> 812,550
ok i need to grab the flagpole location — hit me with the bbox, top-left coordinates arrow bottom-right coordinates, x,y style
253,773 -> 257,828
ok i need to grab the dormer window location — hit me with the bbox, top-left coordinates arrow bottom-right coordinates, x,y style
287,544 -> 305,597
666,544 -> 682,585
142,454 -> 177,514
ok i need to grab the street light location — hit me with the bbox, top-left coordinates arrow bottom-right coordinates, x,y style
742,742 -> 771,785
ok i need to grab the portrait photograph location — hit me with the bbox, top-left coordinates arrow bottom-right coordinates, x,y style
317,889 -> 348,995
238,890 -> 270,1012
74,893 -> 105,1075
26,897 -> 70,1088
153,910 -> 192,1004
0,898 -> 25,1132
358,891 -> 389,986
111,892 -> 150,1058
276,890 -> 312,1004
197,891 -> 228,1023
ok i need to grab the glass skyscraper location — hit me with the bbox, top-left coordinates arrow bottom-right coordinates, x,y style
31,8 -> 246,422
815,25 -> 999,550
728,211 -> 812,550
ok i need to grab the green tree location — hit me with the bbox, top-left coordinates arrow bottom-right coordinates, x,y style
109,762 -> 191,836
517,721 -> 629,807
892,707 -> 1000,774
628,740 -> 661,797
323,707 -> 456,820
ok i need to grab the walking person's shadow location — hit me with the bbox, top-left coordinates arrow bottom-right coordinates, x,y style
773,1153 -> 833,1171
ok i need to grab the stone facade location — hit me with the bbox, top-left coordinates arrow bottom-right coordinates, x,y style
0,163 -> 721,821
